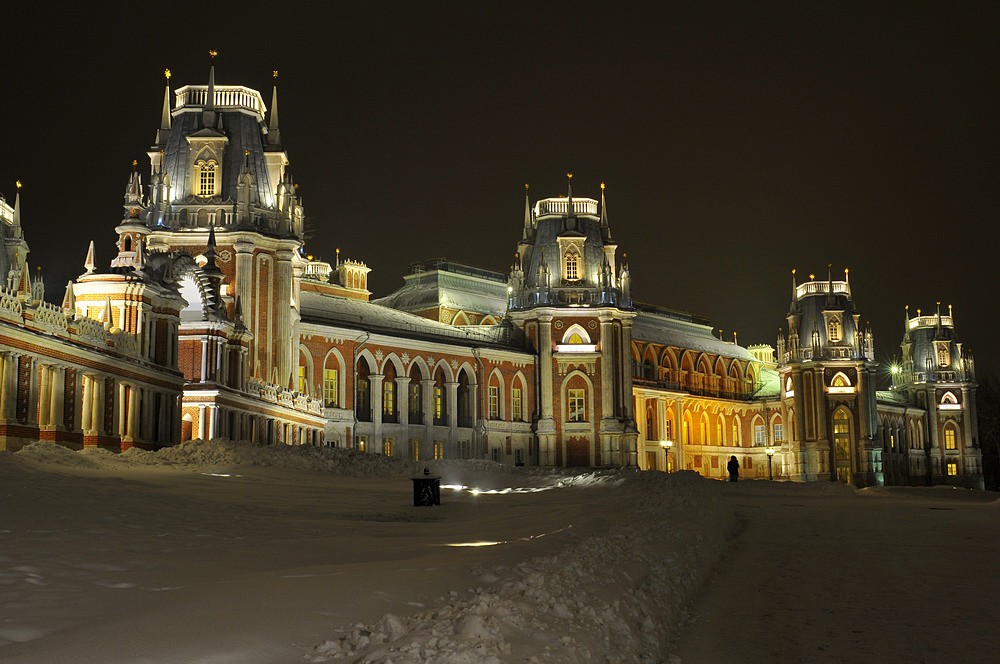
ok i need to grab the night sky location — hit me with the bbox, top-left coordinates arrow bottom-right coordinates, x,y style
2,2 -> 997,380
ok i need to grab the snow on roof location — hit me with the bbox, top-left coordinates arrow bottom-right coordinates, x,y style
300,291 -> 523,349
876,390 -> 909,406
632,310 -> 756,361
375,269 -> 508,316
757,365 -> 781,398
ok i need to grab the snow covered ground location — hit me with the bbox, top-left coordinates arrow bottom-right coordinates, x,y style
1,440 -> 996,663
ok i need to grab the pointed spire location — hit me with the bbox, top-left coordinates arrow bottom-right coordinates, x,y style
268,69 -> 281,145
102,294 -> 113,328
12,179 -> 22,229
62,281 -> 75,313
566,172 -> 573,214
133,237 -> 145,271
203,223 -> 221,273
790,268 -> 797,303
522,183 -> 532,238
844,267 -> 850,297
160,68 -> 172,130
84,241 -> 96,274
599,181 -> 613,241
17,258 -> 32,300
203,50 -> 219,128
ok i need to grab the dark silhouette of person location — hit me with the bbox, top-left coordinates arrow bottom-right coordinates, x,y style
727,455 -> 740,482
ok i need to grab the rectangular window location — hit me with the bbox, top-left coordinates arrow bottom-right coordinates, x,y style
568,388 -> 586,422
356,435 -> 366,453
433,440 -> 444,460
383,380 -> 395,416
889,433 -> 895,451
323,368 -> 339,407
199,164 -> 216,196
409,439 -> 420,461
383,438 -> 393,457
491,447 -> 500,462
754,424 -> 766,446
944,428 -> 957,450
664,420 -> 672,441
515,448 -> 524,465
946,462 -> 958,476
489,386 -> 499,419
773,423 -> 783,442
297,366 -> 307,395
459,440 -> 470,459
409,383 -> 421,416
512,388 -> 523,421
434,386 -> 443,420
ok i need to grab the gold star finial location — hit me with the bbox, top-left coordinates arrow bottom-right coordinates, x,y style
132,159 -> 138,168
567,172 -> 573,180
600,182 -> 606,190
273,69 -> 279,79
164,68 -> 171,81
524,183 -> 529,190
209,49 -> 219,59
245,149 -> 251,157
15,180 -> 22,190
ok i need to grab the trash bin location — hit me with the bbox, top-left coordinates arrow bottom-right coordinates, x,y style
412,467 -> 441,506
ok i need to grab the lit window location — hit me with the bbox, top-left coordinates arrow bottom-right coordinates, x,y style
754,424 -> 766,446
773,423 -> 783,442
832,373 -> 849,387
434,386 -> 443,419
565,252 -> 581,280
664,420 -> 672,441
383,438 -> 393,457
489,386 -> 499,419
568,388 -> 586,422
409,439 -> 420,461
944,427 -> 957,450
568,333 -> 584,344
700,420 -> 708,443
408,383 -> 421,416
828,317 -> 842,343
716,421 -> 723,444
512,387 -> 523,421
946,462 -> 958,476
298,365 -> 307,394
937,344 -> 950,367
196,160 -> 218,197
732,422 -> 739,445
383,380 -> 395,416
323,368 -> 339,407
356,436 -> 366,453
434,441 -> 444,460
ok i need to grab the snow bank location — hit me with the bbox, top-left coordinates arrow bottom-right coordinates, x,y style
14,441 -> 100,469
310,470 -> 735,663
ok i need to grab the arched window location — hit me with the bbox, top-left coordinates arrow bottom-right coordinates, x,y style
382,362 -> 397,422
828,317 -> 842,343
944,424 -> 958,450
511,375 -> 524,422
833,408 -> 852,483
831,372 -> 850,388
937,344 -> 950,367
323,354 -> 340,408
356,358 -> 372,422
408,364 -> 424,424
195,160 -> 219,197
700,417 -> 708,444
564,250 -> 581,281
568,387 -> 586,422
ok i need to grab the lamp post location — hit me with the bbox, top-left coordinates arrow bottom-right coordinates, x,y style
765,446 -> 775,481
660,440 -> 673,473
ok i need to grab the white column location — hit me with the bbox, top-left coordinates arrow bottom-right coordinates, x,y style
127,385 -> 139,441
38,365 -> 52,427
93,377 -> 105,435
370,374 -> 384,451
396,376 -> 411,428
275,249 -> 294,389
81,374 -> 93,433
50,366 -> 65,429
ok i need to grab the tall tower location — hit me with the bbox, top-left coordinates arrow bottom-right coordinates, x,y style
892,303 -> 983,488
777,267 -> 881,485
506,177 -> 637,467
141,61 -> 305,389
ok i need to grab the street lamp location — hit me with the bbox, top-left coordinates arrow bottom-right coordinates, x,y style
660,440 -> 673,473
765,446 -> 775,481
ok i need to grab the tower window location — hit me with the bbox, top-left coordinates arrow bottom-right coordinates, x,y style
323,368 -> 339,407
568,388 -> 586,422
564,252 -> 581,281
196,160 -> 218,197
512,387 -> 523,421
828,317 -> 842,343
488,386 -> 499,419
937,344 -> 950,367
944,426 -> 957,450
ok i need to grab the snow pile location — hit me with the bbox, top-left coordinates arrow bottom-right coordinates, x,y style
14,441 -> 100,469
310,471 -> 734,663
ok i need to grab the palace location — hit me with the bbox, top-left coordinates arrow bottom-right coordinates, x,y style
0,65 -> 984,489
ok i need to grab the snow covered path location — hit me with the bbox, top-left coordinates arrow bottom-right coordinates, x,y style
672,482 -> 1000,664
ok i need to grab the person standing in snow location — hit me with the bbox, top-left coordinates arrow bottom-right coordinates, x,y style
727,455 -> 740,482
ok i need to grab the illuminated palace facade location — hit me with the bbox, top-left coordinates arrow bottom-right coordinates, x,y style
0,66 -> 984,489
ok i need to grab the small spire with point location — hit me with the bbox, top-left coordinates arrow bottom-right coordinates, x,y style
84,240 -> 96,274
566,172 -> 573,213
522,183 -> 532,238
203,50 -> 219,128
268,69 -> 281,145
62,280 -> 76,313
600,181 -> 613,241
161,68 -> 172,130
11,180 -> 22,236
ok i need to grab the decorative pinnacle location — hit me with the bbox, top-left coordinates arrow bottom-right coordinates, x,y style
15,180 -> 22,190
209,49 -> 219,59
273,69 -> 279,79
164,68 -> 171,80
524,183 -> 529,190
132,159 -> 138,168
600,182 -> 606,190
245,149 -> 251,156
566,172 -> 573,180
